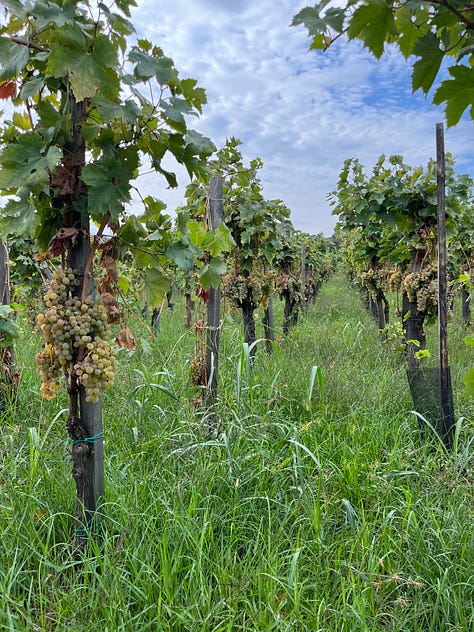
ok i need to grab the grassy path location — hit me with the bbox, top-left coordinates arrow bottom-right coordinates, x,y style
1,274 -> 473,631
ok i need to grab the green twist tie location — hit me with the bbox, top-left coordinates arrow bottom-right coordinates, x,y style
70,432 -> 104,445
75,517 -> 94,541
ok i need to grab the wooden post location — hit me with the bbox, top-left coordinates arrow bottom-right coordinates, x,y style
0,240 -> 15,406
70,212 -> 104,530
263,296 -> 275,354
63,97 -> 104,543
300,244 -> 306,307
436,122 -> 454,449
205,176 -> 224,426
0,240 -> 12,364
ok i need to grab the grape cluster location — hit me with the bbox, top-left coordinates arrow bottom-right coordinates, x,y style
401,264 -> 438,313
277,274 -> 304,305
388,268 -> 403,292
360,267 -> 388,299
222,269 -> 275,308
190,356 -> 206,387
35,267 -> 117,402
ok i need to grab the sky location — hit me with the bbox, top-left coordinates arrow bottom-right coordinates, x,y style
129,1 -> 473,236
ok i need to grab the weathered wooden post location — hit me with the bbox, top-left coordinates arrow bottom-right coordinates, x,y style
205,176 -> 224,427
263,260 -> 275,353
0,241 -> 11,358
0,240 -> 15,406
69,211 -> 104,541
62,98 -> 104,544
300,243 -> 306,305
263,296 -> 275,354
436,122 -> 455,449
461,284 -> 471,326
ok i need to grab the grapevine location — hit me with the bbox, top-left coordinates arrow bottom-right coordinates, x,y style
36,267 -> 117,402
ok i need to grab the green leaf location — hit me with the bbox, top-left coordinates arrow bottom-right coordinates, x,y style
0,134 -> 61,194
465,335 -> 474,348
128,47 -> 177,85
0,197 -> 38,238
118,214 -> 147,248
0,305 -> 13,318
160,97 -> 194,133
153,56 -> 177,86
141,268 -> 170,308
166,240 -> 199,272
412,32 -> 444,94
0,315 -> 20,347
185,130 -> 215,157
209,223 -> 235,256
36,100 -> 61,128
31,0 -> 76,29
0,37 -> 30,81
117,275 -> 130,294
325,8 -> 346,33
81,163 -> 125,218
464,367 -> 474,397
91,94 -> 141,124
19,77 -> 44,100
55,23 -> 87,48
395,8 -> 422,58
433,65 -> 474,126
291,6 -> 327,33
46,35 -> 119,100
180,78 -> 207,113
0,0 -> 27,18
81,149 -> 139,219
198,258 -> 227,290
348,0 -> 397,59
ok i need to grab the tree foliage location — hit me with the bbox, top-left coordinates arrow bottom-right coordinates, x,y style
293,0 -> 474,125
0,0 -> 216,305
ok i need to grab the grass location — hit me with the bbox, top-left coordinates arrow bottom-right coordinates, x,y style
0,273 -> 473,631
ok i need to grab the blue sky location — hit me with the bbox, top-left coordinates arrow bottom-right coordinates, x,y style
130,0 -> 473,236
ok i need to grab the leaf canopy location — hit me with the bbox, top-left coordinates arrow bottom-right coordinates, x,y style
293,0 -> 474,125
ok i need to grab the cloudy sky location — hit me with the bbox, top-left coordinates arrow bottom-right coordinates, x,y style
130,0 -> 473,236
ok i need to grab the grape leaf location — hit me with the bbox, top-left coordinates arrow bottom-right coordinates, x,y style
412,32 -> 444,94
347,1 -> 397,59
0,197 -> 39,238
291,6 -> 328,33
31,0 -> 76,29
0,134 -> 61,193
46,36 -> 118,100
433,65 -> 474,126
198,258 -> 227,290
166,240 -> 199,272
141,268 -> 170,308
0,37 -> 30,81
464,368 -> 474,397
91,94 -> 141,124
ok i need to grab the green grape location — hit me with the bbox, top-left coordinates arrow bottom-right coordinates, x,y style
37,267 -> 118,402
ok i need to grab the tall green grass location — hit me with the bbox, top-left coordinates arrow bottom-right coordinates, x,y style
0,274 -> 472,631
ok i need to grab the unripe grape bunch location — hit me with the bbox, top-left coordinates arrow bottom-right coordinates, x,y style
35,267 -> 118,402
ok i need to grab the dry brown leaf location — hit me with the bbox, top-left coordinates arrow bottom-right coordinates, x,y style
98,276 -> 113,296
47,227 -> 80,256
0,81 -> 16,99
100,292 -> 121,323
101,255 -> 119,283
115,327 -> 136,351
99,239 -> 119,260
50,165 -> 74,195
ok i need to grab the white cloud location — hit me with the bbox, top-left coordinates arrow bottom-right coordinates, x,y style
130,0 -> 473,235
